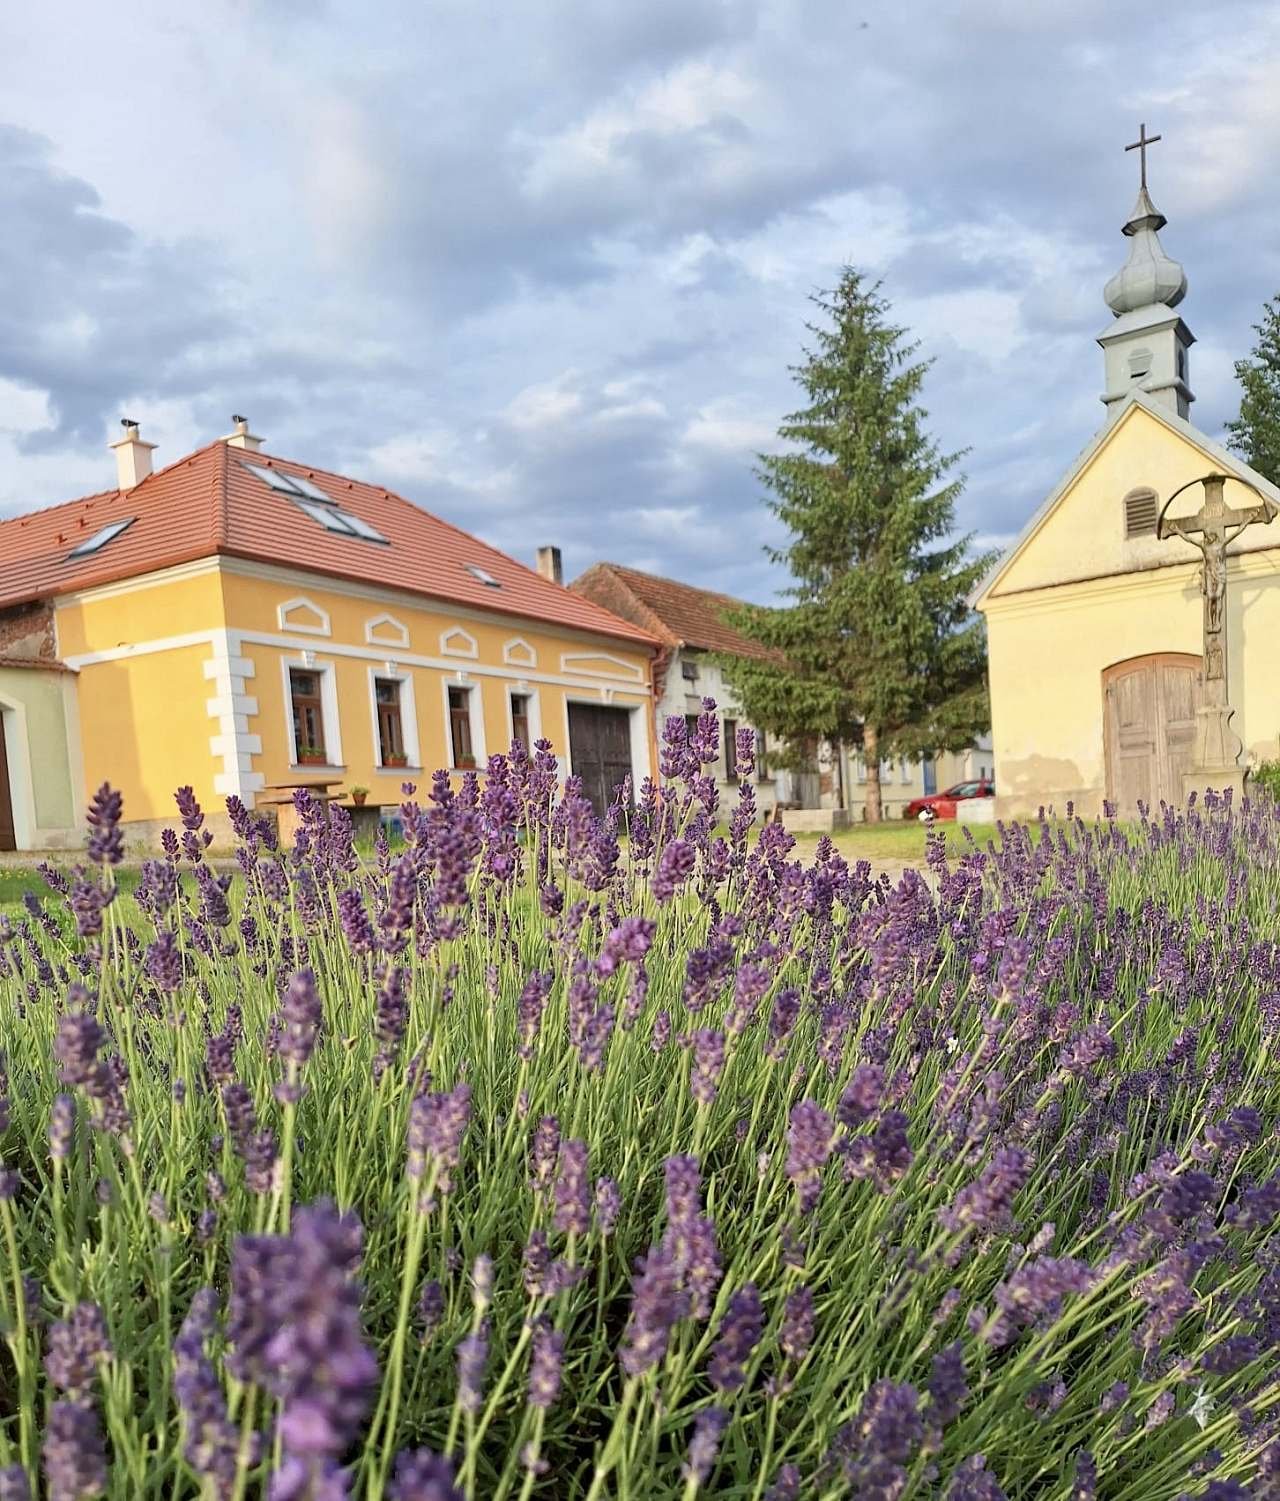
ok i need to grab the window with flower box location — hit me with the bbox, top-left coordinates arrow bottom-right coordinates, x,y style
290,669 -> 327,764
448,686 -> 475,768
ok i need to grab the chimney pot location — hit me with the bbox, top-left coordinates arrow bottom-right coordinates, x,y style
535,545 -> 563,585
109,419 -> 156,491
223,415 -> 264,451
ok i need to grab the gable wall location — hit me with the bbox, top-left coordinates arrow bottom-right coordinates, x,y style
991,405 -> 1280,600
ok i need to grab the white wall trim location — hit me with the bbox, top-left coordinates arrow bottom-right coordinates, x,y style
216,554 -> 654,653
503,636 -> 537,667
560,651 -> 646,683
56,556 -> 222,605
366,663 -> 422,771
205,630 -> 266,802
440,676 -> 486,768
440,626 -> 479,659
280,653 -> 344,769
0,693 -> 38,850
277,596 -> 331,636
365,612 -> 410,649
63,628 -> 652,695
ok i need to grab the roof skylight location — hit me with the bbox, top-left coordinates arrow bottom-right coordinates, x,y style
465,564 -> 501,588
244,462 -> 387,544
67,517 -> 134,560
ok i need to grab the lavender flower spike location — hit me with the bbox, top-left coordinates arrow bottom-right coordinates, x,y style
389,1448 -> 464,1501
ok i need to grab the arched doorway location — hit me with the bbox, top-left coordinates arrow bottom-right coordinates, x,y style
1103,653 -> 1202,811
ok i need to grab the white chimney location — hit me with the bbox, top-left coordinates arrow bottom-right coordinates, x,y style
536,545 -> 563,585
223,414 -> 264,451
109,418 -> 156,491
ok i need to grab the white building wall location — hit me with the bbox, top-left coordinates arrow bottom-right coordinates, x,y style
658,647 -> 780,813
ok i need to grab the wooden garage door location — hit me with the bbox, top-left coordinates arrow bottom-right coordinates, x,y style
567,704 -> 634,817
0,715 -> 15,851
1103,654 -> 1201,812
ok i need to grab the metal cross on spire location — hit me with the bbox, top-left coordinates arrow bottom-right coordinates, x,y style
1125,122 -> 1162,190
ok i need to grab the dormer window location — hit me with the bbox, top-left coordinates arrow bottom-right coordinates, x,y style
1124,487 -> 1159,538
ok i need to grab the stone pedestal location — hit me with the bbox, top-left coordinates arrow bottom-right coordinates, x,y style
1182,765 -> 1248,805
780,807 -> 851,835
1181,702 -> 1248,804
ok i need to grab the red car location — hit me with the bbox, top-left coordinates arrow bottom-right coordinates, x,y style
904,779 -> 995,822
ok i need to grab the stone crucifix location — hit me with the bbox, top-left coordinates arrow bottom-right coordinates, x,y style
1157,472 -> 1277,787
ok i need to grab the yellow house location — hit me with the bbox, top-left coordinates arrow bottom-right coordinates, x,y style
974,161 -> 1280,818
0,419 -> 658,849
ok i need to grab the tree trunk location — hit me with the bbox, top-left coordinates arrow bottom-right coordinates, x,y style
864,724 -> 882,823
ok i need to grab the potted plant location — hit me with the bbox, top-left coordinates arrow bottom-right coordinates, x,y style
383,751 -> 409,769
350,786 -> 369,807
297,744 -> 327,767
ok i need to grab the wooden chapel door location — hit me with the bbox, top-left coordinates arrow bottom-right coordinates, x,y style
1103,654 -> 1202,811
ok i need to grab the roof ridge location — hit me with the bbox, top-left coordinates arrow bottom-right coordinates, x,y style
584,563 -> 678,645
211,443 -> 230,550
594,559 -> 750,609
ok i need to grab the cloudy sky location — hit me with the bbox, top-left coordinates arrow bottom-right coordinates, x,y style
2,1 -> 1278,601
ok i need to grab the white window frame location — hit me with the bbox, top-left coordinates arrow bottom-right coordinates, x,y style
281,654 -> 343,769
505,684 -> 543,755
441,675 -> 486,769
367,665 -> 421,772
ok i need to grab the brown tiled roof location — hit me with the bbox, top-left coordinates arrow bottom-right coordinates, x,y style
0,444 -> 657,649
570,562 -> 780,662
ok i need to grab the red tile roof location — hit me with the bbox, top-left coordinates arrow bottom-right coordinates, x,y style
570,562 -> 780,662
0,444 -> 657,649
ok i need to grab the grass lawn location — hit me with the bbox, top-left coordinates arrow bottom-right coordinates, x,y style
792,816 -> 979,864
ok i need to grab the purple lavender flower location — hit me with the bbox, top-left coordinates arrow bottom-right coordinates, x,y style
173,1288 -> 239,1491
940,1146 -> 1031,1235
276,969 -> 323,1068
517,970 -> 553,1059
689,1028 -> 726,1105
374,966 -> 408,1080
388,1448 -> 464,1501
708,1283 -> 763,1391
553,1139 -> 591,1235
527,1321 -> 564,1409
1072,1452 -> 1096,1501
417,1281 -> 444,1341
683,1405 -> 728,1488
455,1322 -> 489,1413
0,1467 -> 30,1501
766,989 -> 801,1060
85,784 -> 124,866
838,1064 -> 886,1126
529,1116 -> 560,1192
928,1342 -> 968,1424
781,1287 -> 815,1363
652,840 -> 696,903
227,1200 -> 378,1478
522,1231 -> 549,1297
406,1083 -> 472,1189
48,1094 -> 75,1164
786,1100 -> 835,1214
595,1176 -> 622,1236
651,1011 -> 672,1052
765,1466 -> 801,1501
620,1245 -> 689,1376
945,1454 -> 1008,1501
42,1401 -> 107,1501
221,1083 -> 277,1195
826,1380 -> 923,1496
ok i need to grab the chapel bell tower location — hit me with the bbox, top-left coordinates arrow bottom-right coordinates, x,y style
1098,123 -> 1195,419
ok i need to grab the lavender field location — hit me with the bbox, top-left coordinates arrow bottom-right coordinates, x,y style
2,711 -> 1280,1499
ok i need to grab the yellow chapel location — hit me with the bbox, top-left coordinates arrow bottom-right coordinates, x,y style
974,146 -> 1280,819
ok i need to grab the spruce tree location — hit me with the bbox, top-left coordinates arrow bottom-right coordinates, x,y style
721,269 -> 993,822
1227,294 -> 1280,485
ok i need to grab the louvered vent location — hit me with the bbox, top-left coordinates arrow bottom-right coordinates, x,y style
1124,488 -> 1158,538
